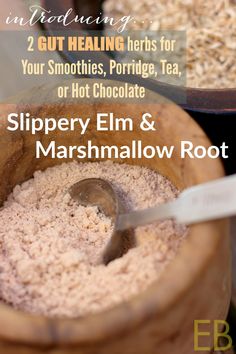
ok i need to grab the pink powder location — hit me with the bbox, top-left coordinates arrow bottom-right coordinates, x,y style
0,161 -> 187,318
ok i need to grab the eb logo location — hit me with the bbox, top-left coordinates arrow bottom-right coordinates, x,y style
194,320 -> 233,352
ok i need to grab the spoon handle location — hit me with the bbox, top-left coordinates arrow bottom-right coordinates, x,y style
177,174 -> 236,224
117,175 -> 236,230
117,200 -> 178,230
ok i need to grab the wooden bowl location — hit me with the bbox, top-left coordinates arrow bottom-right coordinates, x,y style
0,82 -> 231,354
41,0 -> 236,114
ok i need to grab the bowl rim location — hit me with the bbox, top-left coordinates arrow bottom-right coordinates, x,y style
39,0 -> 236,114
0,89 -> 230,346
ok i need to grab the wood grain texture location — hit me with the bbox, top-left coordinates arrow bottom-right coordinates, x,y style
0,84 -> 231,353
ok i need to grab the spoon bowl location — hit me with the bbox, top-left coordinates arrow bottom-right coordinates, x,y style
69,178 -> 118,218
69,178 -> 133,264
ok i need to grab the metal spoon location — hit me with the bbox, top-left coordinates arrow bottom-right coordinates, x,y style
69,178 -> 135,265
69,174 -> 236,264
